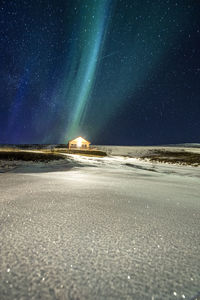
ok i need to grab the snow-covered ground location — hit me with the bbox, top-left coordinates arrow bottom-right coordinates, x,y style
95,145 -> 200,156
0,152 -> 200,299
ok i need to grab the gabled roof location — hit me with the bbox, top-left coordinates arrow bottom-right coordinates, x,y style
69,136 -> 91,144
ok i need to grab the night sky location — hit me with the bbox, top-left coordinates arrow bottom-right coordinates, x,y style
0,0 -> 200,145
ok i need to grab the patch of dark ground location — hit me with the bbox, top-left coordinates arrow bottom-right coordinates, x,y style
0,151 -> 65,162
53,148 -> 107,157
0,148 -> 107,158
124,163 -> 157,172
142,150 -> 200,166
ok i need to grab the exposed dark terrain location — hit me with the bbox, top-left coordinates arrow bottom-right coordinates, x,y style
142,150 -> 200,166
0,151 -> 64,162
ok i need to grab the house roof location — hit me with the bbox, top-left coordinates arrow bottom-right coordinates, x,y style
69,136 -> 91,144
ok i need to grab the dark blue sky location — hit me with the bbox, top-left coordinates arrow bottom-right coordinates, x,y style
0,0 -> 200,145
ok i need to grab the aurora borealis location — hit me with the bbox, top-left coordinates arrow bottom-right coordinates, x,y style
0,0 -> 200,145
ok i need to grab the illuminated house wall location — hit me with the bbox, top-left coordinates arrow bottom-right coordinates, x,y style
68,137 -> 91,149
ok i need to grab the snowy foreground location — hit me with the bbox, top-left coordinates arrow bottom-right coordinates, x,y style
0,153 -> 200,300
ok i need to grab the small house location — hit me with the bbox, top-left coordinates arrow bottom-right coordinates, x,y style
68,137 -> 91,149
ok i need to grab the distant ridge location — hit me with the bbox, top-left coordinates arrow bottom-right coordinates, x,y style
0,143 -> 200,148
165,143 -> 200,148
0,144 -> 67,149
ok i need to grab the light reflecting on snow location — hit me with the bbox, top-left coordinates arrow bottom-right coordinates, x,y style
0,148 -> 200,299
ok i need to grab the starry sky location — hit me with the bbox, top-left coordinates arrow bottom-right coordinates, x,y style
0,0 -> 200,145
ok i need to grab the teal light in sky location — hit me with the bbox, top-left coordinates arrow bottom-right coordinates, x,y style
63,0 -> 112,140
2,0 -> 199,145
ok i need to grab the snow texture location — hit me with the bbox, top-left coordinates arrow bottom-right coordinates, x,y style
0,148 -> 200,300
